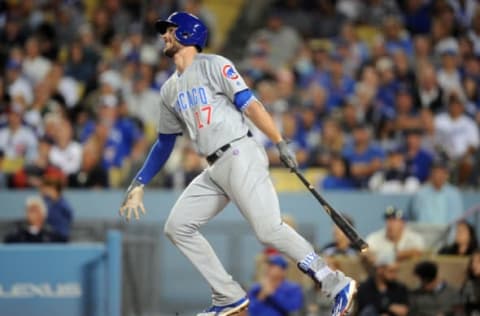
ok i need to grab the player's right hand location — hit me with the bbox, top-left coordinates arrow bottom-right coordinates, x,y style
119,180 -> 146,221
276,140 -> 298,170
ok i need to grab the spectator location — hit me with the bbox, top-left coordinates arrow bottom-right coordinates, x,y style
4,195 -> 63,243
392,50 -> 416,91
25,81 -> 53,134
316,53 -> 355,111
463,75 -> 480,117
91,7 -> 115,46
45,63 -> 80,109
413,63 -> 445,114
338,100 -> 359,137
248,255 -> 303,316
468,8 -> 480,55
461,250 -> 480,315
0,17 -> 27,58
337,22 -> 369,75
310,0 -> 346,38
409,260 -> 463,316
366,206 -> 425,261
321,214 -> 359,256
6,59 -> 34,106
275,0 -> 312,37
297,107 -> 321,150
69,123 -> 109,188
311,118 -> 344,167
360,0 -> 400,27
0,102 -> 37,167
413,35 -> 433,68
40,174 -> 74,241
356,251 -> 409,316
302,83 -> 328,119
342,123 -> 385,187
387,85 -> 422,135
376,57 -> 399,116
403,128 -> 433,183
435,93 -> 480,184
382,15 -> 414,56
22,36 -> 51,85
80,94 -> 145,180
437,47 -> 463,94
410,160 -> 464,225
439,220 -> 478,256
321,155 -> 357,190
18,136 -> 55,188
124,72 -> 160,140
402,0 -> 432,35
55,5 -> 85,46
355,65 -> 380,126
64,41 -> 96,85
248,12 -> 301,69
49,118 -> 82,176
104,0 -> 132,37
368,148 -> 420,193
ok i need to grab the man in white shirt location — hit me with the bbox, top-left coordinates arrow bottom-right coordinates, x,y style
0,103 -> 38,164
49,118 -> 82,175
435,94 -> 480,160
22,37 -> 52,85
437,48 -> 462,94
366,206 -> 425,262
6,59 -> 34,106
124,73 -> 160,134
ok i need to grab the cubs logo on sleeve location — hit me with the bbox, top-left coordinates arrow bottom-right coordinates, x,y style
222,64 -> 239,80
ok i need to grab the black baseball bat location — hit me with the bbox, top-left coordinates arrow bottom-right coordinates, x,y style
292,168 -> 369,252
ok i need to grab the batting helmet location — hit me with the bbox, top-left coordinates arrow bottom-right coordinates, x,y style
155,12 -> 208,52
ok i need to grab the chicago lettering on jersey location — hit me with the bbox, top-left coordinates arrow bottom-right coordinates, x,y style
175,86 -> 208,112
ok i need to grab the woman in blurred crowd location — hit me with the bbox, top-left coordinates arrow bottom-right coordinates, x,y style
439,220 -> 478,256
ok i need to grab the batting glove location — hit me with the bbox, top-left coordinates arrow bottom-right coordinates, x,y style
276,140 -> 298,170
119,179 -> 146,221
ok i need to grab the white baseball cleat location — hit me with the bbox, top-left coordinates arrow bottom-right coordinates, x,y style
331,279 -> 357,316
197,297 -> 249,316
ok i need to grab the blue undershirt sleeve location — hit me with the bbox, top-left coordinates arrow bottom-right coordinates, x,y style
135,133 -> 177,185
233,89 -> 256,111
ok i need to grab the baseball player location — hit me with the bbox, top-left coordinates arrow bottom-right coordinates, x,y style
119,12 -> 356,316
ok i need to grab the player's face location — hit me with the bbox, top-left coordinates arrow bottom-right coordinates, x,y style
162,26 -> 182,58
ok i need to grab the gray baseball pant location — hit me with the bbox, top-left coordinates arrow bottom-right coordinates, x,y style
164,136 -> 349,306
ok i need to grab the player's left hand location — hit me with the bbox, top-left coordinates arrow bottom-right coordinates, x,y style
276,140 -> 298,170
119,180 -> 146,221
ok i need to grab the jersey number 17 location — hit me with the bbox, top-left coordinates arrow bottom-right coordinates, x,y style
194,105 -> 212,128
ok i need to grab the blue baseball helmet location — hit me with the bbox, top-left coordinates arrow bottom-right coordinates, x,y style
155,12 -> 208,52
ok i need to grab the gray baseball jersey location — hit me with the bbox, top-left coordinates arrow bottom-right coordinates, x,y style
158,53 -> 251,155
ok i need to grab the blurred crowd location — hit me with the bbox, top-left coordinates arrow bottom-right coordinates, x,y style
0,0 -> 213,189
250,206 -> 480,315
243,0 -> 480,191
0,0 -> 480,190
